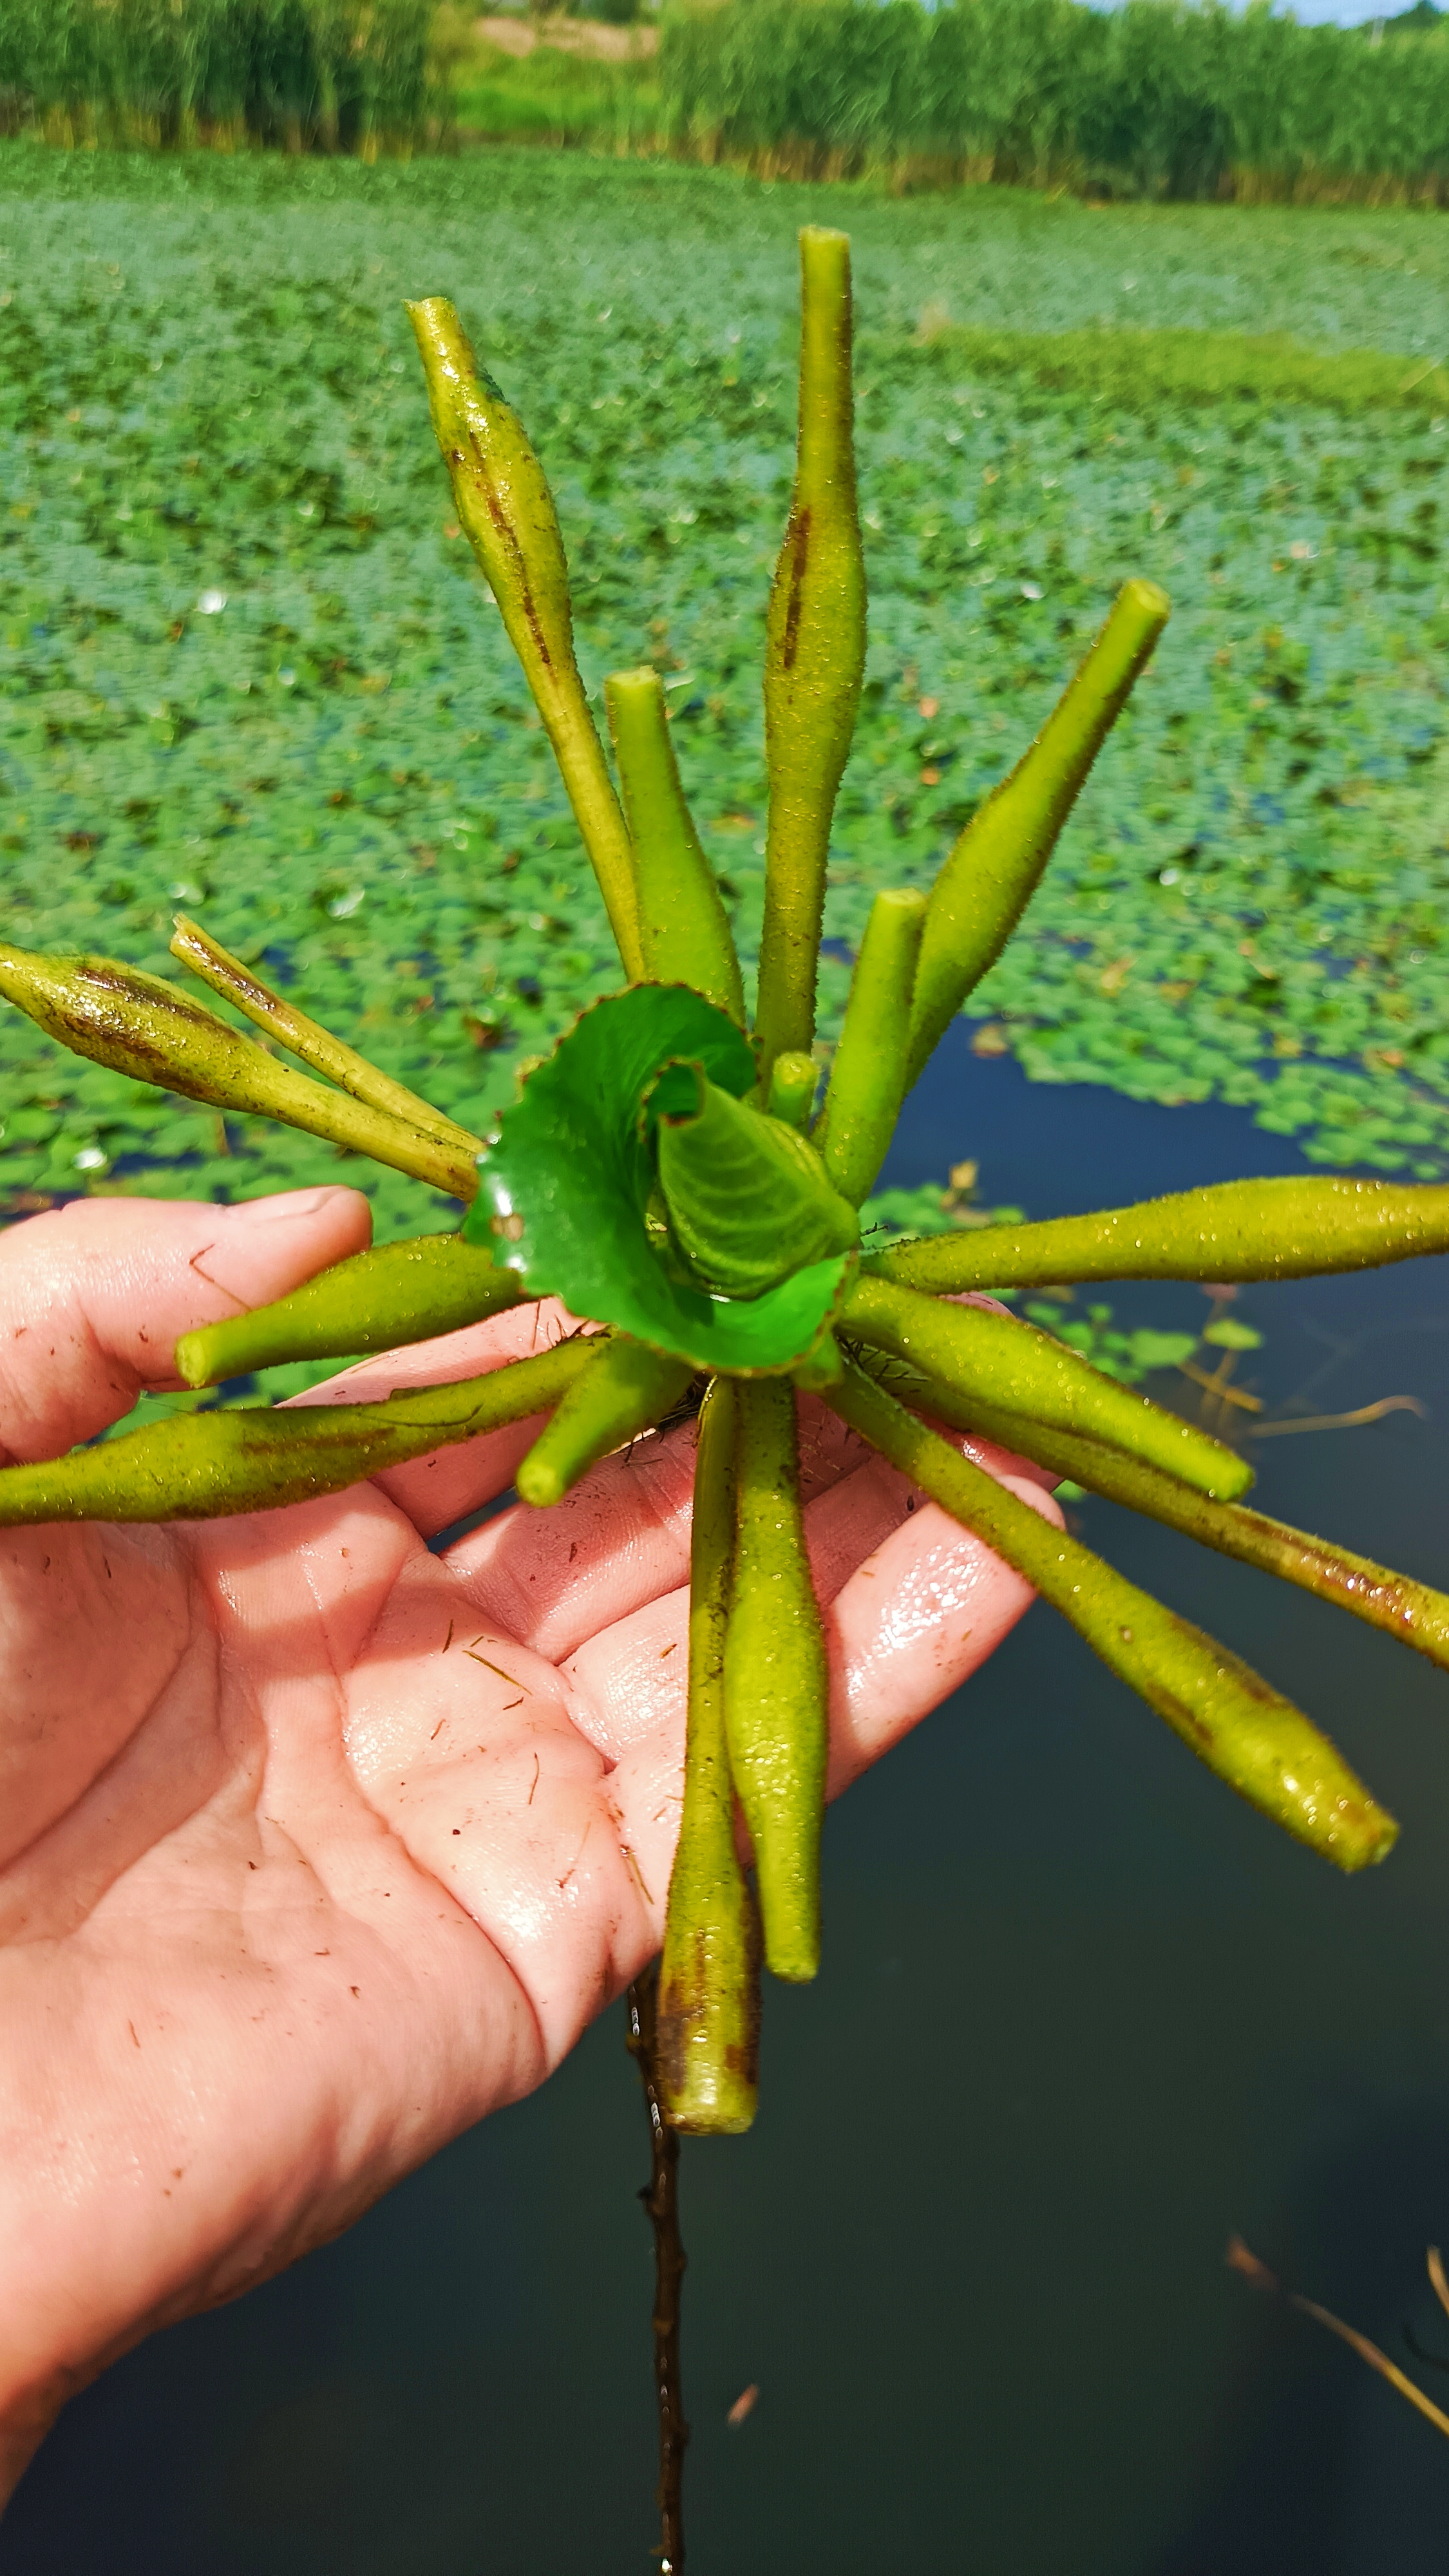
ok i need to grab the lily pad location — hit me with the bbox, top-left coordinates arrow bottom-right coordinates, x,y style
1202,1318 -> 1265,1351
467,985 -> 855,1374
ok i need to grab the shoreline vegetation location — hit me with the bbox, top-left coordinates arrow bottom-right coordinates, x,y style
1,0 -> 1448,205
0,147 -> 1443,1231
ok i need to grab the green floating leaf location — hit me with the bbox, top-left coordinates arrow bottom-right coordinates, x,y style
467,985 -> 854,1375
1128,1329 -> 1202,1372
1203,1318 -> 1265,1351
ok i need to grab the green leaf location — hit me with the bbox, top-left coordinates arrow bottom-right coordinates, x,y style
467,985 -> 855,1374
656,1065 -> 858,1296
1126,1328 -> 1202,1372
1202,1318 -> 1265,1351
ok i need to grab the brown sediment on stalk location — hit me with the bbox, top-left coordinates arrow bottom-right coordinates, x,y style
44,955 -> 222,1050
656,1922 -> 762,2104
781,506 -> 810,670
470,443 -> 554,673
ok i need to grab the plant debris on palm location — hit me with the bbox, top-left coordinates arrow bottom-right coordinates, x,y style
3,229 -> 1449,2141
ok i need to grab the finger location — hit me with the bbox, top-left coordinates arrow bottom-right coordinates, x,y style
289,1300 -> 588,1539
0,1189 -> 373,1463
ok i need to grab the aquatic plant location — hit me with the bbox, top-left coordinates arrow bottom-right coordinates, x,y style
2,225 -> 1448,2106
0,0 -> 444,154
3,237 -> 1449,2535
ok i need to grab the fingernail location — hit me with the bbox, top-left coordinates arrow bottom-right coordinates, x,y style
228,1187 -> 342,1224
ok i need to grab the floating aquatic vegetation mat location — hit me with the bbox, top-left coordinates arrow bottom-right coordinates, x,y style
0,149 -> 1444,1236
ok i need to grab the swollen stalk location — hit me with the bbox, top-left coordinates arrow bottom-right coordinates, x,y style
0,229 -> 1439,2192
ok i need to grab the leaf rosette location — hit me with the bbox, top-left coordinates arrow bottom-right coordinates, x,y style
4,229 -> 1449,2167
465,984 -> 858,1374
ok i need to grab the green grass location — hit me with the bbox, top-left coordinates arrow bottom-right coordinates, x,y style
452,43 -> 656,145
0,147 -> 1444,1240
918,323 -> 1449,415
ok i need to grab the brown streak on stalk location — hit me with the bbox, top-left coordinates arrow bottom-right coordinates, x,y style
781,508 -> 810,672
655,1928 -> 706,2103
656,1918 -> 761,2102
1165,1613 -> 1282,1714
1255,1522 -> 1421,1633
65,963 -> 220,1035
68,969 -> 215,1025
1151,1681 -> 1215,1750
460,437 -> 555,674
189,954 -> 275,1017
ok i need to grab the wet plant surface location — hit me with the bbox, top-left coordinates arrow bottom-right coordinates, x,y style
0,149 -> 1446,1238
2,148 -> 1448,2571
5,1050 -> 1449,2576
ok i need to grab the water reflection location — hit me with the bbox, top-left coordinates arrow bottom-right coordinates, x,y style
5,1030 -> 1448,2572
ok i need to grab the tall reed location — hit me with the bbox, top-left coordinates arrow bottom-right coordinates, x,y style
0,0 -> 446,152
658,0 -> 1449,204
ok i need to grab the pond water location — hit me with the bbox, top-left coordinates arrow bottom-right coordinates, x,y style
5,1029 -> 1449,2574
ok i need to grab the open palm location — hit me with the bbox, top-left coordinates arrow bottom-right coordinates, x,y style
0,1186 -> 1059,2488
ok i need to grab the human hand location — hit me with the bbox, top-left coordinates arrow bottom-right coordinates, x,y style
0,1189 -> 1061,2495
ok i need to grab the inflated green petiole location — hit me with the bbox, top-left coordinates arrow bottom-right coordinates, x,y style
406,296 -> 643,981
904,579 -> 1170,1090
793,1328 -> 845,1393
0,1336 -> 596,1526
840,1273 -> 1251,1501
656,1068 -> 858,1298
176,1235 -> 521,1388
171,916 -> 482,1160
880,1375 -> 1449,1680
765,1051 -> 819,1130
826,1358 -> 1397,1873
0,944 -> 478,1200
724,1376 -> 828,1980
753,227 -> 867,1085
658,1376 -> 762,2135
865,1174 -> 1449,1294
814,888 -> 927,1206
515,1334 -> 692,1507
603,666 -> 744,1024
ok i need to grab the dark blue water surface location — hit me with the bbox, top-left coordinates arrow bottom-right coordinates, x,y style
6,1028 -> 1449,2575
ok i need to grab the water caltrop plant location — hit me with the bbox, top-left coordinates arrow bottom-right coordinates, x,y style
3,229 -> 1449,2154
